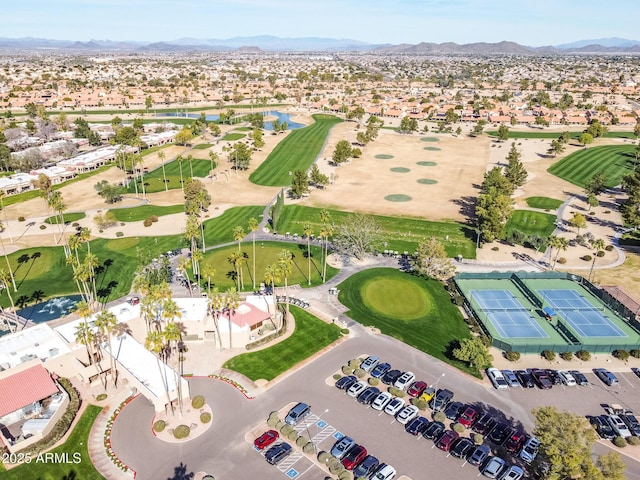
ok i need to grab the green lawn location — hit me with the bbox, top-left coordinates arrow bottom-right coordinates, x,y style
192,143 -> 214,149
506,210 -> 557,237
338,268 -> 477,376
221,133 -> 246,141
223,306 -> 342,381
127,157 -> 214,193
200,241 -> 337,291
276,205 -> 476,259
202,205 -> 265,246
525,197 -> 564,210
547,145 -> 637,188
487,130 -> 636,140
2,405 -> 104,480
250,114 -> 342,186
0,235 -> 183,308
108,204 -> 184,222
44,212 -> 86,224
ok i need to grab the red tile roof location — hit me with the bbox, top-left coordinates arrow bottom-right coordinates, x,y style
227,302 -> 270,329
0,365 -> 59,417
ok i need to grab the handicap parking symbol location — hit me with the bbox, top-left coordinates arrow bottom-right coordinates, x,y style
332,431 -> 344,440
286,468 -> 299,478
316,420 -> 327,428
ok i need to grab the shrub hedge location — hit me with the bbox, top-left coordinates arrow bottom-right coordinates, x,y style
153,420 -> 166,432
173,425 -> 190,439
191,395 -> 205,408
200,412 -> 212,423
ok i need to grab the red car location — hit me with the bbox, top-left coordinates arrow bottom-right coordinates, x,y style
504,430 -> 526,453
254,430 -> 279,450
458,405 -> 478,428
407,380 -> 428,398
341,444 -> 367,470
436,430 -> 459,451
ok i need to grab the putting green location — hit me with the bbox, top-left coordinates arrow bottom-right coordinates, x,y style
390,167 -> 411,173
384,194 -> 412,202
361,275 -> 431,320
417,179 -> 438,184
104,237 -> 140,251
417,161 -> 437,166
421,137 -> 440,143
375,154 -> 394,159
423,146 -> 442,151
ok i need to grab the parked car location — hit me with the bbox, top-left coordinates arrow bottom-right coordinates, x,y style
381,369 -> 402,385
558,370 -> 576,386
519,436 -> 540,463
371,464 -> 396,480
590,415 -> 615,440
545,369 -> 563,385
436,430 -> 459,451
430,388 -> 454,412
594,368 -> 619,386
481,456 -> 506,479
530,369 -> 553,390
360,355 -> 379,372
347,380 -> 368,398
487,368 -> 509,390
570,370 -> 589,386
407,380 -> 428,398
473,413 -> 496,435
468,444 -> 491,466
445,401 -> 464,421
423,421 -> 445,440
254,430 -> 279,450
631,367 -> 640,380
450,437 -> 474,458
371,362 -> 391,378
499,465 -> 524,480
607,414 -> 632,437
514,370 -> 535,388
341,444 -> 367,470
502,369 -> 520,387
419,386 -> 436,403
384,397 -> 405,416
488,423 -> 511,445
358,386 -> 381,405
372,391 -> 393,411
396,405 -> 420,425
620,413 -> 640,436
330,436 -> 356,459
285,403 -> 311,425
353,455 -> 379,479
504,431 -> 526,453
458,405 -> 479,428
405,416 -> 430,436
335,375 -> 357,390
265,442 -> 292,465
394,371 -> 416,390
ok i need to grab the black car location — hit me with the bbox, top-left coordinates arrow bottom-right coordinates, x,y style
371,362 -> 391,378
381,369 -> 402,385
444,401 -> 464,421
450,437 -> 474,459
265,442 -> 292,465
405,416 -> 430,436
530,369 -> 553,390
423,421 -> 445,440
335,375 -> 357,390
545,369 -> 562,385
357,386 -> 380,405
590,415 -> 615,440
430,388 -> 454,412
488,423 -> 511,444
353,455 -> 379,478
632,367 -> 640,380
620,413 -> 640,436
569,370 -> 589,386
467,444 -> 491,466
515,370 -> 535,388
473,413 -> 496,436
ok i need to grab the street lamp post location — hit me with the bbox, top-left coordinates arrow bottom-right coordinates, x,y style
431,373 -> 445,415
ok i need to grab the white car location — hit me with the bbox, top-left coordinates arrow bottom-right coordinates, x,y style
396,405 -> 419,425
347,380 -> 367,398
372,391 -> 393,411
384,397 -> 405,416
360,355 -> 379,372
608,415 -> 632,437
558,370 -> 576,386
394,371 -> 416,390
372,464 -> 396,480
487,367 -> 509,390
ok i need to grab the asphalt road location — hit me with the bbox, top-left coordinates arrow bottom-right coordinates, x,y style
110,328 -> 640,480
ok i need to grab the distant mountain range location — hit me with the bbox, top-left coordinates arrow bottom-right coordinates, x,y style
0,35 -> 639,54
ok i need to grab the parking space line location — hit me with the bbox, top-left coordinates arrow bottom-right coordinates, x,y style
277,452 -> 304,472
294,463 -> 316,479
620,373 -> 636,388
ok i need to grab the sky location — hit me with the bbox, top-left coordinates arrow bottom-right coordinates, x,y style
2,0 -> 639,46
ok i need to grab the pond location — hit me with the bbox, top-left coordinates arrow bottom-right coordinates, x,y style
18,295 -> 83,323
159,110 -> 304,130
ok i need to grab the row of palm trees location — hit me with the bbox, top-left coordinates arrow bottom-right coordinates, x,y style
547,234 -> 606,281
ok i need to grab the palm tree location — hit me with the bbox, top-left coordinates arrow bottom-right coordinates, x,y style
95,309 -> 118,387
548,235 -> 569,270
303,223 -> 313,286
68,234 -> 82,264
158,150 -> 169,192
176,155 -> 185,194
0,268 -> 17,332
263,263 -> 281,330
227,252 -> 242,290
0,222 -> 17,292
319,210 -> 332,283
589,238 -> 606,282
233,225 -> 245,252
208,286 -> 224,350
247,218 -> 259,290
80,227 -> 91,255
187,154 -> 194,180
208,151 -> 218,176
163,321 -> 184,415
145,330 -> 174,415
74,299 -> 94,366
277,249 -> 293,325
224,287 -> 241,349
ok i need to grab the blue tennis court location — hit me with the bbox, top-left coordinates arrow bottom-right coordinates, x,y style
539,289 -> 627,338
470,290 -> 549,339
